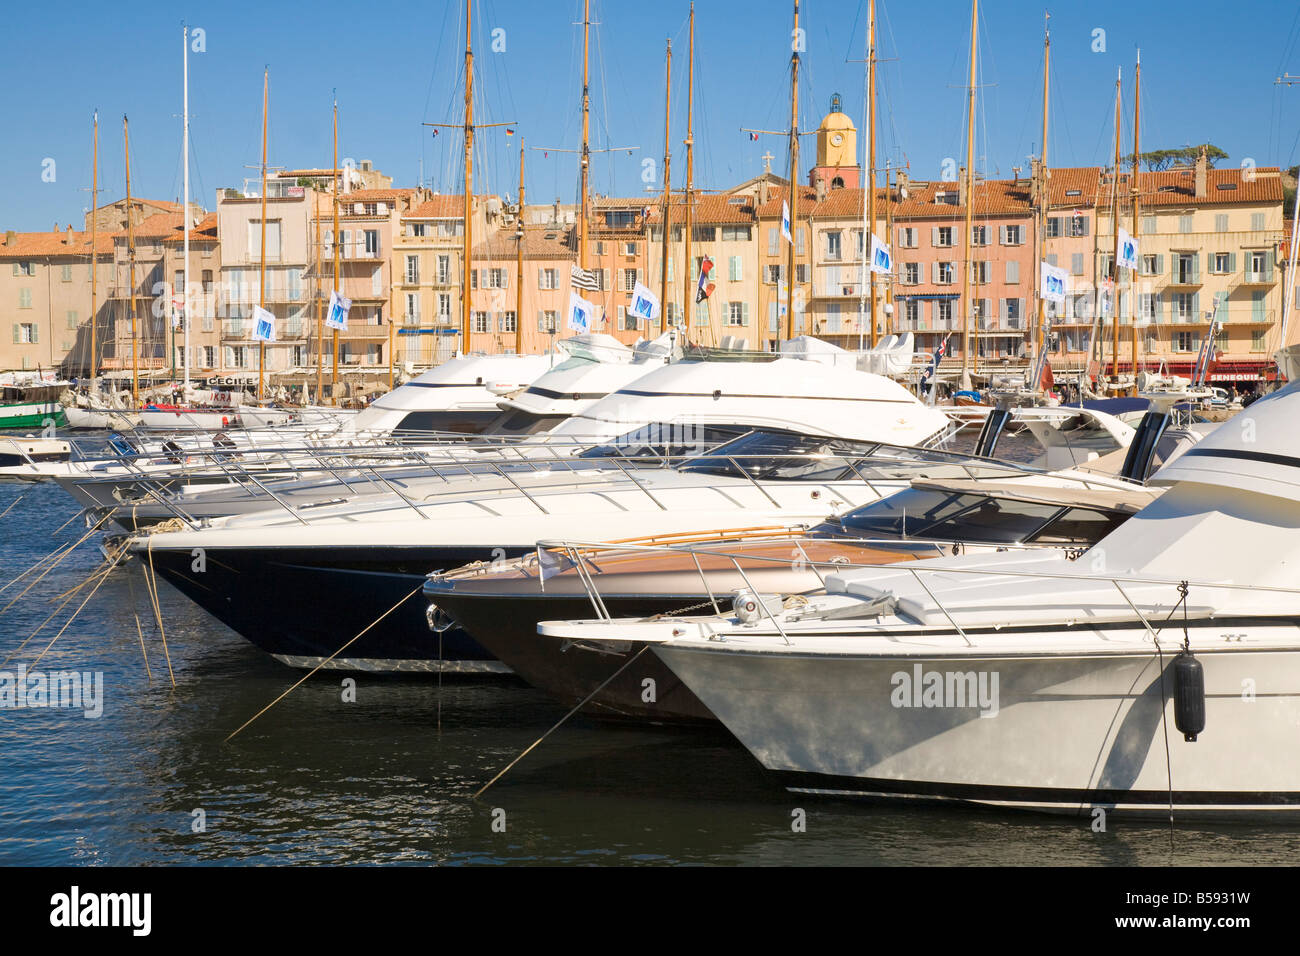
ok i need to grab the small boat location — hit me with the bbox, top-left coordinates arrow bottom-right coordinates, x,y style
0,380 -> 67,430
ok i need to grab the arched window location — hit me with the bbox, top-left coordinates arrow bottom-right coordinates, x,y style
831,176 -> 845,190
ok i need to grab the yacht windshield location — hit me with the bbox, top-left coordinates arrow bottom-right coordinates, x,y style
575,424 -> 750,461
677,430 -> 883,480
391,410 -> 502,438
821,487 -> 1124,545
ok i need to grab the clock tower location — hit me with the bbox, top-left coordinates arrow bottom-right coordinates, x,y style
809,94 -> 860,191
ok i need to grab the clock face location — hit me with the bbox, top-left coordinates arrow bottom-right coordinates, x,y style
830,132 -> 844,148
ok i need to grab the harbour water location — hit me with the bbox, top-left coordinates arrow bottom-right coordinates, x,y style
2,477 -> 1297,867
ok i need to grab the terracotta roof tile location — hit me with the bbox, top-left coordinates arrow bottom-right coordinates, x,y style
0,228 -> 115,257
471,223 -> 576,260
1099,166 -> 1284,208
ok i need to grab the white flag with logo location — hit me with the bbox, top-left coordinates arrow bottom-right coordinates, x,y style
1039,261 -> 1069,304
325,290 -> 352,331
251,305 -> 277,342
567,291 -> 597,333
1117,227 -> 1139,271
868,233 -> 892,275
781,201 -> 792,243
629,281 -> 661,322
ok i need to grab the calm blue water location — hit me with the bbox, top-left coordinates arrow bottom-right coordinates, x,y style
0,466 -> 1296,865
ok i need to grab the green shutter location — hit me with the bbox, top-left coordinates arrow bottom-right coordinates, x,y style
1228,252 -> 1237,273
741,302 -> 750,326
1266,250 -> 1275,281
11,324 -> 17,343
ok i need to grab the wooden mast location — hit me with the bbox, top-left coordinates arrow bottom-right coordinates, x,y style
786,0 -> 800,342
660,37 -> 672,328
684,2 -> 695,335
579,0 -> 591,274
515,137 -> 525,354
1033,15 -> 1049,383
1130,50 -> 1141,386
314,184 -> 322,402
866,0 -> 877,346
90,112 -> 98,381
332,97 -> 340,401
182,25 -> 191,392
1110,67 -> 1122,384
463,0 -> 474,349
257,68 -> 269,402
124,114 -> 138,406
960,0 -> 977,382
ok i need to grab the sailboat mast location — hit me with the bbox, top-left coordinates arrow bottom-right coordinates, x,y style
1130,50 -> 1141,385
579,0 -> 591,272
660,38 -> 672,325
960,0 -> 977,380
183,25 -> 190,392
314,189 -> 322,402
866,0 -> 877,347
90,112 -> 98,381
1033,16 -> 1049,380
124,115 -> 138,406
332,97 -> 340,400
684,2 -> 695,331
463,0 -> 474,347
786,0 -> 800,342
258,68 -> 269,402
515,138 -> 525,355
1110,67 -> 1122,385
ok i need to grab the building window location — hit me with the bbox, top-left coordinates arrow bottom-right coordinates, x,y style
405,255 -> 419,284
364,230 -> 380,257
232,346 -> 247,367
438,293 -> 452,321
405,292 -> 420,322
1249,250 -> 1267,280
66,310 -> 78,329
898,227 -> 917,248
936,300 -> 954,325
795,264 -> 808,284
1215,213 -> 1229,233
472,311 -> 490,333
1178,215 -> 1193,234
1253,329 -> 1267,351
1251,213 -> 1266,232
409,222 -> 427,238
498,311 -> 517,333
1140,254 -> 1157,276
903,262 -> 919,285
539,268 -> 558,290
936,262 -> 955,284
13,262 -> 35,277
16,322 -> 36,343
904,299 -> 919,326
971,225 -> 987,246
538,310 -> 558,332
483,268 -> 507,289
60,264 -> 72,282
727,302 -> 745,326
436,255 -> 451,284
1046,218 -> 1062,238
1004,298 -> 1021,326
622,268 -> 638,292
935,226 -> 954,248
1213,252 -> 1230,273
1003,225 -> 1023,245
721,225 -> 751,241
826,231 -> 842,260
623,241 -> 637,256
1138,293 -> 1156,322
765,264 -> 784,284
18,289 -> 32,309
975,261 -> 989,284
1173,293 -> 1194,322
203,346 -> 215,367
1141,215 -> 1157,235
1173,331 -> 1195,352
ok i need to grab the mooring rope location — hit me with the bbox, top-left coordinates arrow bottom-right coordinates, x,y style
474,646 -> 650,800
0,492 -> 28,522
223,583 -> 425,743
0,510 -> 115,610
28,545 -> 128,669
143,535 -> 176,689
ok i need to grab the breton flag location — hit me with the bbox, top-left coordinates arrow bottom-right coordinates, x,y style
868,233 -> 891,275
1040,261 -> 1068,304
251,305 -> 277,343
781,201 -> 792,243
630,281 -> 661,322
695,256 -> 716,303
325,290 -> 351,331
567,291 -> 597,332
1117,226 -> 1139,271
570,264 -> 599,292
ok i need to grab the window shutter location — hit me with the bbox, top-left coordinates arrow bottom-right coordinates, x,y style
666,258 -> 674,282
1080,218 -> 1090,237
1228,252 -> 1237,273
768,300 -> 778,332
931,226 -> 939,246
11,324 -> 17,344
1266,250 -> 1276,281
932,261 -> 939,284
1006,260 -> 1019,283
1192,292 -> 1200,318
617,306 -> 626,326
1155,254 -> 1164,276
1047,253 -> 1058,267
767,227 -> 777,255
996,225 -> 1005,245
1191,254 -> 1200,282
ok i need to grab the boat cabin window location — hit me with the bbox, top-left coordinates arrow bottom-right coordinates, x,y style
1025,507 -> 1126,544
677,430 -> 882,480
827,488 -> 1119,545
575,424 -> 749,461
392,410 -> 502,437
485,410 -> 569,436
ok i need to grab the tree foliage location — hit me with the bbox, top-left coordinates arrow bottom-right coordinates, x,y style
1122,144 -> 1229,171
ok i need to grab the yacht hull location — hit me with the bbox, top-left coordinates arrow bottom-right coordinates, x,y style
654,629 -> 1300,817
142,544 -> 523,672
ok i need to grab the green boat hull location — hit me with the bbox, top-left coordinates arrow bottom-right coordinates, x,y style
0,402 -> 67,430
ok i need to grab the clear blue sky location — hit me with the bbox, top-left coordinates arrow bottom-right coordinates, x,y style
3,0 -> 1300,232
